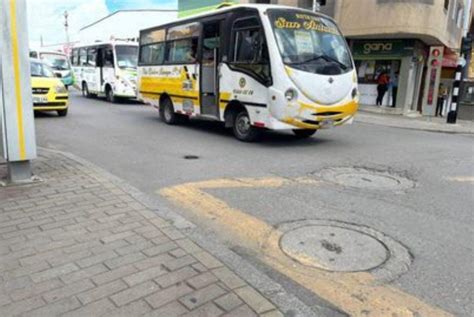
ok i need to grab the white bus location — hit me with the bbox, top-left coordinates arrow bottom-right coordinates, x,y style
29,50 -> 74,88
138,5 -> 358,141
70,40 -> 138,102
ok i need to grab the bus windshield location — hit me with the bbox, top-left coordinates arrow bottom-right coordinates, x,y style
268,9 -> 353,75
40,53 -> 70,71
30,61 -> 55,78
116,46 -> 138,69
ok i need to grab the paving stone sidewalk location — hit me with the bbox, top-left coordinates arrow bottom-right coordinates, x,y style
0,150 -> 283,317
355,107 -> 474,134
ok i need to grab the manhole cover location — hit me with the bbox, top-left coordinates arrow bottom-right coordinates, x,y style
280,225 -> 388,272
318,167 -> 414,190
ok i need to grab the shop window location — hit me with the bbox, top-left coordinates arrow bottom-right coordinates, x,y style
355,60 -> 400,84
166,38 -> 198,64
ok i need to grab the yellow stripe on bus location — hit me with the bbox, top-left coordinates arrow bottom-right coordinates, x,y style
10,0 -> 26,160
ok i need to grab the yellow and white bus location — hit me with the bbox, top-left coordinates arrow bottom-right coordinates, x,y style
138,4 -> 358,141
71,40 -> 138,103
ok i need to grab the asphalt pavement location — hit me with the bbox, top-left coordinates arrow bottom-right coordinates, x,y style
34,91 -> 474,316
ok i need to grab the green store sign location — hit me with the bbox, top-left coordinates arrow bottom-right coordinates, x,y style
352,40 -> 414,59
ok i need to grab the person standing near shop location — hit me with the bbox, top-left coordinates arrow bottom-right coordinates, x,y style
376,71 -> 390,106
436,84 -> 448,117
391,72 -> 399,108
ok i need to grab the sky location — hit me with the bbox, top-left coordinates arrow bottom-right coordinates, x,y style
27,0 -> 177,48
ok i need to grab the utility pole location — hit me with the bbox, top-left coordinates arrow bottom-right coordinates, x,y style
64,10 -> 70,54
0,0 -> 37,183
447,0 -> 472,123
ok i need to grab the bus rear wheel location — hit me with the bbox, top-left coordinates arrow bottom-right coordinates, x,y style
293,129 -> 317,138
82,82 -> 90,98
160,98 -> 179,125
233,110 -> 261,142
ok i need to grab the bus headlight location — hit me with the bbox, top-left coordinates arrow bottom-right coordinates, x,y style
285,88 -> 298,101
54,85 -> 67,93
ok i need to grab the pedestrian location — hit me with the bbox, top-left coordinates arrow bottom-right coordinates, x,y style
391,72 -> 399,108
436,84 -> 448,117
376,71 -> 390,106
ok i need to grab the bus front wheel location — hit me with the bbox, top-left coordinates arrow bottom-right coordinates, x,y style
293,129 -> 317,138
106,86 -> 117,103
233,110 -> 261,142
160,98 -> 179,125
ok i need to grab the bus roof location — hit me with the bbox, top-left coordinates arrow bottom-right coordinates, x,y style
71,39 -> 138,50
140,4 -> 334,34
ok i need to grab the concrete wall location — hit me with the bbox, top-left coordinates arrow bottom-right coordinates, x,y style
79,10 -> 178,44
336,0 -> 465,49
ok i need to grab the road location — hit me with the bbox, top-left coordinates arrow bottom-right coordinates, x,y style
35,91 -> 473,316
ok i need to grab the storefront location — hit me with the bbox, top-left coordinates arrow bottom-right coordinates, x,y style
351,39 -> 426,113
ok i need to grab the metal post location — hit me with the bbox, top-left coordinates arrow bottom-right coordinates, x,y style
447,64 -> 463,123
447,0 -> 472,124
0,0 -> 37,183
313,0 -> 320,12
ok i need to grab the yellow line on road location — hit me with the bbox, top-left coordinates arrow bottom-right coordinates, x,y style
9,0 -> 26,160
161,177 -> 451,317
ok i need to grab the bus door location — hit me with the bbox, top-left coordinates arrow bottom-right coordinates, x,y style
200,20 -> 222,117
96,45 -> 115,93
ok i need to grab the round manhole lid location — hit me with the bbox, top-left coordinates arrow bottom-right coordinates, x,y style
280,225 -> 388,272
319,167 -> 414,191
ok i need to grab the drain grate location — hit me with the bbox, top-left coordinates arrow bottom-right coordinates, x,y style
317,167 -> 415,191
183,155 -> 199,160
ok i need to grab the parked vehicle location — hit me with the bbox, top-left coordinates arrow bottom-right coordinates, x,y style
30,59 -> 69,117
137,4 -> 358,141
70,40 -> 138,102
30,50 -> 74,88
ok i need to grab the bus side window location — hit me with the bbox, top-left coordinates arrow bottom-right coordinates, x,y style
79,48 -> 87,66
87,48 -> 97,67
104,47 -> 114,67
230,17 -> 271,85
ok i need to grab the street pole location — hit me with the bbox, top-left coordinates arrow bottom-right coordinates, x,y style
0,0 -> 37,183
447,0 -> 472,124
64,10 -> 70,54
313,0 -> 320,12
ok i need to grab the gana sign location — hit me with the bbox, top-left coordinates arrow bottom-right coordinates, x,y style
352,40 -> 414,58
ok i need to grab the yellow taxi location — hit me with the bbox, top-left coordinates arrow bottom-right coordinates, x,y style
31,59 -> 69,116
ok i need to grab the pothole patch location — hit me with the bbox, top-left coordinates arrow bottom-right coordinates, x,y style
317,167 -> 415,191
271,219 -> 412,282
281,225 -> 388,272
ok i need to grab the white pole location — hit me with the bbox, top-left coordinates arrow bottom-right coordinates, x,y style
313,0 -> 320,12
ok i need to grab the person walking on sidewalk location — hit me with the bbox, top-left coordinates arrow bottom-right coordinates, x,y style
376,71 -> 390,106
436,84 -> 448,117
391,72 -> 399,108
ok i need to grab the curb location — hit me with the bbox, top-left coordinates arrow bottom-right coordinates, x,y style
355,112 -> 474,135
38,147 -> 318,317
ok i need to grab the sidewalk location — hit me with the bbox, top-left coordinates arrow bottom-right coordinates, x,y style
356,105 -> 474,134
0,149 -> 286,317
